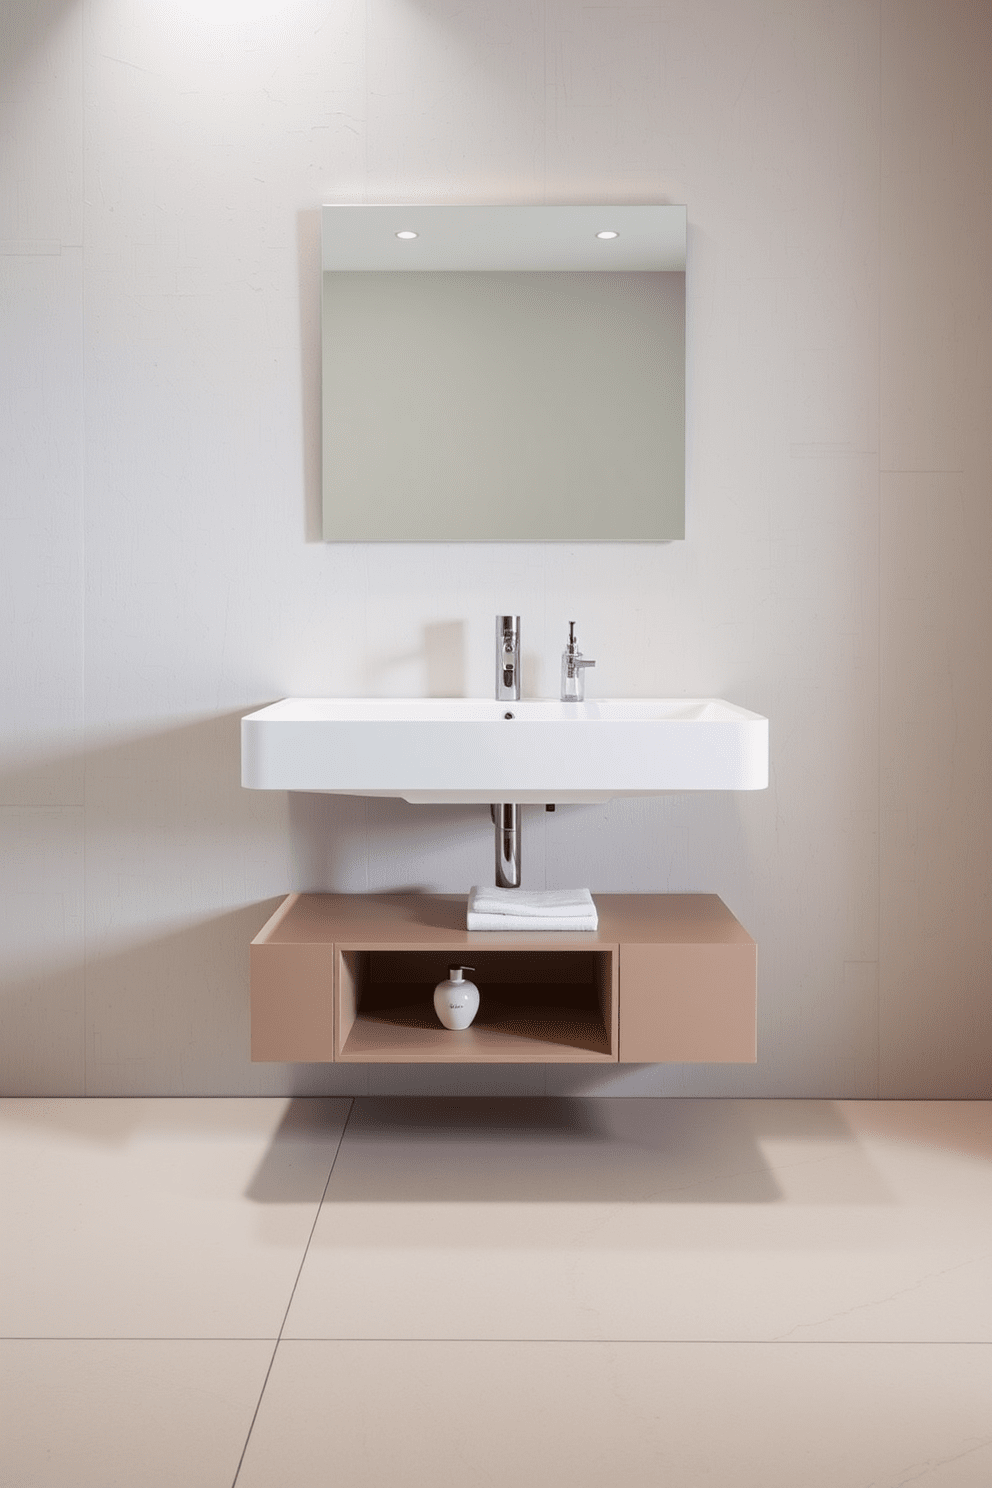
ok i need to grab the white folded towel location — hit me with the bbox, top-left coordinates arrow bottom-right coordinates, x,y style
469,886 -> 596,917
467,913 -> 598,931
467,886 -> 598,932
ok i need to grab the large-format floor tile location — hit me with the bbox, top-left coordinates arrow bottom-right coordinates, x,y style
284,1098 -> 992,1342
0,1339 -> 270,1488
0,1097 -> 350,1338
238,1338 -> 992,1488
788,1100 -> 992,1341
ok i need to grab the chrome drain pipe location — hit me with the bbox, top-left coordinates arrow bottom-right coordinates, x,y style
492,803 -> 521,889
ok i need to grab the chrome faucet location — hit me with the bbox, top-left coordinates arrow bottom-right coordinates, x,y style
561,621 -> 596,702
493,616 -> 521,887
496,615 -> 520,702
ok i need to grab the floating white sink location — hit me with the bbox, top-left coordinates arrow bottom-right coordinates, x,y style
241,697 -> 768,805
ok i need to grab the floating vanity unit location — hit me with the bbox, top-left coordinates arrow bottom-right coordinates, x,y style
250,892 -> 756,1066
242,684 -> 768,1066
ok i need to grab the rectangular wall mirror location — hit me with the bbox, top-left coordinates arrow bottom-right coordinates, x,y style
321,204 -> 686,542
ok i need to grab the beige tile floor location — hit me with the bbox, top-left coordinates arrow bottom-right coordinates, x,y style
2,1097 -> 990,1487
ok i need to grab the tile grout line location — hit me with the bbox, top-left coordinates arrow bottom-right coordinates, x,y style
81,0 -> 88,1101
228,1097 -> 356,1488
0,1337 -> 305,1344
875,0 -> 883,1102
2,1336 -> 987,1347
246,1337 -> 992,1348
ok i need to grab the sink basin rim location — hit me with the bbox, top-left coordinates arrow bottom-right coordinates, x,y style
241,696 -> 769,803
241,696 -> 763,723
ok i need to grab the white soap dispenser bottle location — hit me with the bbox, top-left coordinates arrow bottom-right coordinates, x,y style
433,966 -> 480,1030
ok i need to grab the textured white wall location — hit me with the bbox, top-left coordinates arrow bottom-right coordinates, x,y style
1,0 -> 989,1097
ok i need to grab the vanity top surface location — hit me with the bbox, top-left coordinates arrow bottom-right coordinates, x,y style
254,892 -> 756,948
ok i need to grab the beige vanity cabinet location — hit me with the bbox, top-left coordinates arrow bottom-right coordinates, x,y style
250,893 -> 755,1066
612,895 -> 756,1062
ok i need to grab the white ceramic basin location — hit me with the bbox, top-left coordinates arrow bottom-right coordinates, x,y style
241,697 -> 768,805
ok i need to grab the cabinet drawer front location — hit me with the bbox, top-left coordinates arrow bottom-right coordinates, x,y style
250,942 -> 335,1062
620,943 -> 756,1063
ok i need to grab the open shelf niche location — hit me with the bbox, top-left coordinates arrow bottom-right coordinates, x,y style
337,947 -> 616,1062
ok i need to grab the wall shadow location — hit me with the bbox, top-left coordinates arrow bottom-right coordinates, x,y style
297,206 -> 323,543
0,0 -> 79,93
286,790 -> 493,893
363,620 -> 467,697
0,708 -> 257,819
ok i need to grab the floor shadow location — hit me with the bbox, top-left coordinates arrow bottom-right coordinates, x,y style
241,1097 -> 355,1202
246,1095 -> 797,1205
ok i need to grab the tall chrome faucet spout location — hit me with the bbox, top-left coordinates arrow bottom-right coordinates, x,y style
496,615 -> 521,702
493,616 -> 522,887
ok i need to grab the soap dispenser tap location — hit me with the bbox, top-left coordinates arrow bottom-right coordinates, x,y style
561,621 -> 596,702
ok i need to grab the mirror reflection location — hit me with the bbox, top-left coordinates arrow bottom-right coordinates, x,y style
321,205 -> 686,542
